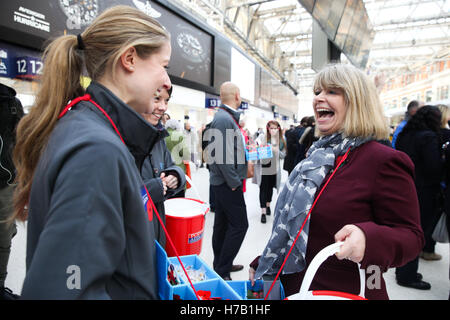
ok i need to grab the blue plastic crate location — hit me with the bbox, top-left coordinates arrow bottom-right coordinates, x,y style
194,279 -> 242,300
156,241 -> 242,300
173,284 -> 198,300
156,240 -> 184,300
226,280 -> 285,300
168,255 -> 218,284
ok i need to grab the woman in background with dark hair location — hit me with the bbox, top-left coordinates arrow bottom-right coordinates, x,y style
141,86 -> 186,247
395,105 -> 444,290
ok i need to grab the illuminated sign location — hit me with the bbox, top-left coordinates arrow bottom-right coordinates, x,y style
15,56 -> 43,79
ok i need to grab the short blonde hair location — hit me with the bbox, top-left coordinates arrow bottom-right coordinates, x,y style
313,64 -> 389,140
437,104 -> 450,128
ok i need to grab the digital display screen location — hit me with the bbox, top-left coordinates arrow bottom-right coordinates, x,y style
334,0 -> 357,48
149,1 -> 213,87
300,0 -> 374,69
0,0 -> 213,87
342,0 -> 372,67
312,0 -> 345,40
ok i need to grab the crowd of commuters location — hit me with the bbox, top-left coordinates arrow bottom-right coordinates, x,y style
0,4 -> 448,301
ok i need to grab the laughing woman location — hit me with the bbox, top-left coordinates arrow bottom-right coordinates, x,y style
250,63 -> 424,299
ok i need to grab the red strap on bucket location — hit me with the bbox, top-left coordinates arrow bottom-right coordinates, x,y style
264,147 -> 351,300
58,95 -> 200,300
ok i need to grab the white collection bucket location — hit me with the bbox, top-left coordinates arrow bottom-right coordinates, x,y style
287,242 -> 367,300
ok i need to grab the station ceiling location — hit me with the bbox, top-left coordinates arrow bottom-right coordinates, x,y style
168,0 -> 450,93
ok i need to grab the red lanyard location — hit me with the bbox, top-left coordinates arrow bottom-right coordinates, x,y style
264,147 -> 352,300
58,94 -> 200,300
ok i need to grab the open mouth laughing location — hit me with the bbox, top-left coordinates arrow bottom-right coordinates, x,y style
316,107 -> 335,119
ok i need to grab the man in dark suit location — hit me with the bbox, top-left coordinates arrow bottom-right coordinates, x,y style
206,82 -> 248,280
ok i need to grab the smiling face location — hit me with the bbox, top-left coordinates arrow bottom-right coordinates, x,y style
313,86 -> 348,136
142,87 -> 171,126
125,41 -> 172,115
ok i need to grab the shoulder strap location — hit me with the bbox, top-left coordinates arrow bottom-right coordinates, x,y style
219,106 -> 241,129
58,94 -> 125,144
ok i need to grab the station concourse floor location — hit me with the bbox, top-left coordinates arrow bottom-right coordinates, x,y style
6,163 -> 449,300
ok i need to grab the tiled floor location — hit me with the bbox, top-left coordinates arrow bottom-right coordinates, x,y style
6,164 -> 449,300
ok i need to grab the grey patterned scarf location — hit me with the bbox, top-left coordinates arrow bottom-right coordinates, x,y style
255,133 -> 371,279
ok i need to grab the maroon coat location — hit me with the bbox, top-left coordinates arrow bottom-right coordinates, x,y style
295,141 -> 425,300
252,141 -> 425,300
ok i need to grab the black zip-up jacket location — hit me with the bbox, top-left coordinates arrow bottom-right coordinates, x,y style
141,123 -> 186,246
22,82 -> 162,299
0,83 -> 24,188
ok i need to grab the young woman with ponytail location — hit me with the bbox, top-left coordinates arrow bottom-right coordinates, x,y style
12,6 -> 171,299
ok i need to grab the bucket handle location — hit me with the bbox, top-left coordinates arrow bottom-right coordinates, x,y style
298,242 -> 366,299
184,174 -> 209,214
185,174 -> 201,200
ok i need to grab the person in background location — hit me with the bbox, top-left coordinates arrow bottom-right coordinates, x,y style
249,64 -> 424,299
198,124 -> 207,168
184,122 -> 199,168
395,105 -> 443,290
254,127 -> 264,141
164,118 -> 190,198
206,81 -> 248,280
442,130 -> 450,301
283,120 -> 304,175
238,116 -> 251,193
12,6 -> 172,299
391,100 -> 424,149
161,112 -> 170,126
437,104 -> 450,300
438,104 -> 450,144
0,83 -> 24,300
141,86 -> 186,246
298,116 -> 318,158
253,120 -> 286,223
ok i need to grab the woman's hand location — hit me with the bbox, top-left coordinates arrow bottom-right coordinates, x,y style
159,173 -> 168,195
334,224 -> 366,263
160,172 -> 178,189
249,267 -> 256,286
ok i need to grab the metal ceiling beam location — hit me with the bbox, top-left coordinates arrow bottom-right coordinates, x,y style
255,5 -> 301,18
268,32 -> 311,42
364,0 -> 442,10
374,15 -> 450,29
225,0 -> 277,10
371,37 -> 450,50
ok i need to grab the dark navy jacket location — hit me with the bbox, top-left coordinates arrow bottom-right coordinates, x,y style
22,82 -> 161,299
207,104 -> 247,189
141,123 -> 186,246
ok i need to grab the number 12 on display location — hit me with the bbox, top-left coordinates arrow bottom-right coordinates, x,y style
16,57 -> 43,78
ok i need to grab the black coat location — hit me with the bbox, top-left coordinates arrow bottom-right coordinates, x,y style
283,127 -> 299,173
396,129 -> 443,235
396,129 -> 443,189
0,83 -> 24,188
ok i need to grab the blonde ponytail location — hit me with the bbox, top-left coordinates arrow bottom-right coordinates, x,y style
12,5 -> 169,221
12,35 -> 83,222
